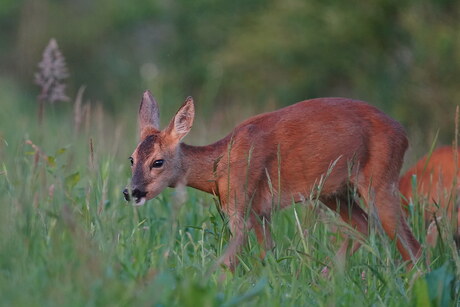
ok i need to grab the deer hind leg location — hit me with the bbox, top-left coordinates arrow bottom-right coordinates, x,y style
322,194 -> 369,267
252,214 -> 274,260
358,182 -> 421,264
336,198 -> 369,264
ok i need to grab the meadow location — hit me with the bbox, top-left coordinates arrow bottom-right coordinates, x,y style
0,76 -> 459,307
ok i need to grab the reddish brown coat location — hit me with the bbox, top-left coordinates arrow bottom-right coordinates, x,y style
127,91 -> 422,270
399,146 -> 460,230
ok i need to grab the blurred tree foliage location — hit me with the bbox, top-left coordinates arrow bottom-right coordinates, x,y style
1,0 -> 459,146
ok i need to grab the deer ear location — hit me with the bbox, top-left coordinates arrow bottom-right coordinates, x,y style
168,96 -> 195,142
138,90 -> 160,132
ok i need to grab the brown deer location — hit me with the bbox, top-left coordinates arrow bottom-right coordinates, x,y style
123,90 -> 421,271
399,146 -> 460,247
330,146 -> 460,270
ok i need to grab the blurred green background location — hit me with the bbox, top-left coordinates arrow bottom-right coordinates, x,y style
1,1 -> 460,305
2,0 -> 460,153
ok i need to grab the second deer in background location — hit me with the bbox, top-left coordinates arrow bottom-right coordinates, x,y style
399,146 -> 460,247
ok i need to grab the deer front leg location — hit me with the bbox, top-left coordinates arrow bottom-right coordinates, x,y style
217,212 -> 250,272
252,215 -> 274,259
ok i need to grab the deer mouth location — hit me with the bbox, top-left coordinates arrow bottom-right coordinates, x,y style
134,197 -> 146,206
132,189 -> 147,206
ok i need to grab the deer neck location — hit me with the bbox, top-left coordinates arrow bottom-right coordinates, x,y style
179,137 -> 230,195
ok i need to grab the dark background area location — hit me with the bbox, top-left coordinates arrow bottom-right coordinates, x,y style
1,0 -> 460,151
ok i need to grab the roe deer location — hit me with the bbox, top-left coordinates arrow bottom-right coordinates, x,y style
399,146 -> 460,246
330,146 -> 460,269
123,90 -> 421,271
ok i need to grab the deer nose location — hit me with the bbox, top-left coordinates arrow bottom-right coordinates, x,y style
122,188 -> 130,201
132,188 -> 147,199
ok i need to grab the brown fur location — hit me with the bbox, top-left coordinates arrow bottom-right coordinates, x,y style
128,91 -> 421,270
399,146 -> 460,247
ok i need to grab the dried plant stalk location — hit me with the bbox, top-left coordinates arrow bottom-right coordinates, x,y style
74,86 -> 86,135
34,38 -> 70,124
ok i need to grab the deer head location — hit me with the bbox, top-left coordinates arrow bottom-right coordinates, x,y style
123,91 -> 195,205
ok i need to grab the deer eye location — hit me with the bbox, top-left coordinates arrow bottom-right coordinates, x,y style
151,159 -> 164,169
129,157 -> 134,166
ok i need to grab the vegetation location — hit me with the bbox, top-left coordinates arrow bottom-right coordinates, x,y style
1,0 -> 460,305
2,0 -> 460,145
0,77 -> 459,306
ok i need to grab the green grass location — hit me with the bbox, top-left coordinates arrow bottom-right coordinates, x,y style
0,84 -> 459,306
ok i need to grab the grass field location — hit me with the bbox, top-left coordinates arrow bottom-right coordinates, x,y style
1,82 -> 459,306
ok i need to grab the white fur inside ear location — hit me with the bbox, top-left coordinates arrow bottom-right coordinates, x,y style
173,101 -> 194,138
174,113 -> 192,135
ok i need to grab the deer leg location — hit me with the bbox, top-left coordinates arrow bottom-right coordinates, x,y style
360,186 -> 421,264
217,212 -> 249,272
252,215 -> 274,259
322,196 -> 368,271
335,200 -> 368,263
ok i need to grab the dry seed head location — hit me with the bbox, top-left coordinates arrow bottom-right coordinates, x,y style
34,38 -> 70,103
